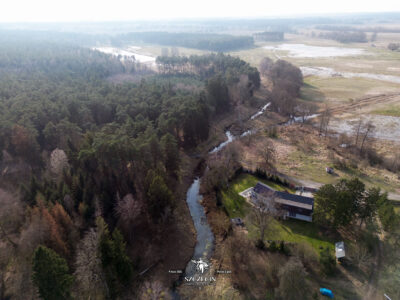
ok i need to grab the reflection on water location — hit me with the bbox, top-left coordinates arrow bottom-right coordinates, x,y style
93,46 -> 156,63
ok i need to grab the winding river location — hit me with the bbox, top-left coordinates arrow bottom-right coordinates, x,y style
182,101 -> 272,283
184,179 -> 214,276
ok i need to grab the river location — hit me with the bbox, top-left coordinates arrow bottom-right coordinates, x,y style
180,101 -> 272,291
184,179 -> 214,276
208,102 -> 271,154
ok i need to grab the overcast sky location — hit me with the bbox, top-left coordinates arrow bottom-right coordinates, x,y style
1,0 -> 399,22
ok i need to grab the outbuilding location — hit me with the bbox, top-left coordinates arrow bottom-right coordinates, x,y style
335,241 -> 346,260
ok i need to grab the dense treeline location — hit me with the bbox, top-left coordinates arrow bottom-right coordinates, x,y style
0,40 -> 260,299
316,25 -> 400,33
314,178 -> 394,229
113,32 -> 254,51
259,57 -> 304,116
156,53 -> 260,88
318,31 -> 368,43
0,29 -> 110,46
253,31 -> 284,41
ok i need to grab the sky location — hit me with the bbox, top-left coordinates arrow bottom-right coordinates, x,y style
1,0 -> 399,22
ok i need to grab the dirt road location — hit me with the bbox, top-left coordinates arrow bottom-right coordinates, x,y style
328,92 -> 400,115
287,176 -> 400,202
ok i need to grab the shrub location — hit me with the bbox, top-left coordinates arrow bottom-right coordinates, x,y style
292,242 -> 318,268
268,241 -> 278,252
319,247 -> 336,276
256,239 -> 265,250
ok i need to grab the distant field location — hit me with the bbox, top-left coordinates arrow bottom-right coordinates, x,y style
230,33 -> 400,105
372,105 -> 400,117
274,136 -> 400,192
131,37 -> 400,116
302,76 -> 400,104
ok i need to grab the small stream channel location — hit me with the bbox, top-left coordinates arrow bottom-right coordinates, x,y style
176,100 -> 319,296
173,101 -> 273,297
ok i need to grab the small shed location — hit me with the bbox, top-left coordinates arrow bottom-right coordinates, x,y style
335,241 -> 345,259
231,218 -> 244,226
326,167 -> 334,174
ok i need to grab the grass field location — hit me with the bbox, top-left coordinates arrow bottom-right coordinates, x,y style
302,76 -> 400,104
276,145 -> 400,193
372,104 -> 400,117
230,33 -> 400,105
247,218 -> 335,253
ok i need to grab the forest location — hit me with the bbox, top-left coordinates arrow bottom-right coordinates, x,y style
0,37 -> 260,299
318,31 -> 368,43
112,32 -> 255,51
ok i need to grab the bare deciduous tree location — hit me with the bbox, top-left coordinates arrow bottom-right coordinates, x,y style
251,191 -> 279,242
74,228 -> 108,300
353,117 -> 363,147
318,105 -> 331,137
0,189 -> 24,248
141,281 -> 170,300
18,206 -> 51,258
359,122 -> 375,154
49,148 -> 69,178
259,140 -> 276,167
115,194 -> 141,242
349,243 -> 372,269
276,257 -> 311,300
296,102 -> 317,124
259,57 -> 274,77
170,47 -> 179,57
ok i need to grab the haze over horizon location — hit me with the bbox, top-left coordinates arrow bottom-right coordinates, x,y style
1,0 -> 400,23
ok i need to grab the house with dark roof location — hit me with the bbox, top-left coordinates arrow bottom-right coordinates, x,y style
242,182 -> 314,222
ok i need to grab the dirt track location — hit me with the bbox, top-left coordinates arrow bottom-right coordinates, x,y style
328,92 -> 400,115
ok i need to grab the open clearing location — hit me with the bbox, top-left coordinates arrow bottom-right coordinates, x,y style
231,33 -> 400,104
221,174 -> 335,254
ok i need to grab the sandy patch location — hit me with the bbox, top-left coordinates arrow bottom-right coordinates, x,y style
387,67 -> 400,72
346,63 -> 373,69
301,66 -> 400,84
329,114 -> 400,141
264,44 -> 364,58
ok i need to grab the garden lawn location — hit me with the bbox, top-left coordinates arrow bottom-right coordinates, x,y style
247,218 -> 335,253
222,173 -> 335,254
221,173 -> 293,218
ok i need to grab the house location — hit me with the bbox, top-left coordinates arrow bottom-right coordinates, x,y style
244,182 -> 314,222
335,241 -> 346,260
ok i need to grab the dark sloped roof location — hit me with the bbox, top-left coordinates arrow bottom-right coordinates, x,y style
275,191 -> 314,206
253,182 -> 274,194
